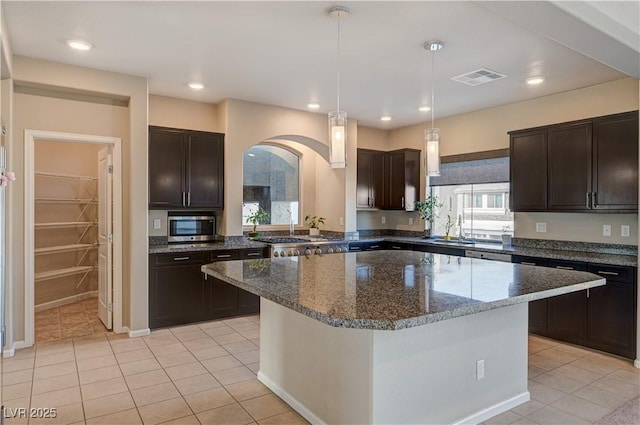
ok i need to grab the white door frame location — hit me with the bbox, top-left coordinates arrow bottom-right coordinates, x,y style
24,130 -> 123,346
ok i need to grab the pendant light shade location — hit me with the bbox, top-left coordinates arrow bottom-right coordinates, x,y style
424,40 -> 443,177
328,6 -> 349,169
329,110 -> 347,168
425,128 -> 440,176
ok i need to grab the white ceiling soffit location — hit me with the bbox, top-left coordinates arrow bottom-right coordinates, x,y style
478,1 -> 640,79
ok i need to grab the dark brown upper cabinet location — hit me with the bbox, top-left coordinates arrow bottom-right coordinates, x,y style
149,126 -> 224,209
356,149 -> 385,209
384,149 -> 420,210
510,129 -> 548,211
509,110 -> 638,213
356,148 -> 420,211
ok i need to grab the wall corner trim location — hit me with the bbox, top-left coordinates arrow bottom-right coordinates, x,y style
128,328 -> 151,338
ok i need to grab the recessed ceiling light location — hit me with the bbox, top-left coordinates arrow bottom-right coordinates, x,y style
67,39 -> 92,51
380,116 -> 392,122
526,77 -> 545,85
419,106 -> 431,112
247,153 -> 255,157
188,82 -> 204,90
307,102 -> 320,109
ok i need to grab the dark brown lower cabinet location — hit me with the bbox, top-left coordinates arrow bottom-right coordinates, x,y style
513,255 -> 637,359
149,252 -> 207,329
149,247 -> 265,329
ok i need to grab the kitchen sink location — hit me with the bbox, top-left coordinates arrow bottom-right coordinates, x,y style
432,238 -> 475,245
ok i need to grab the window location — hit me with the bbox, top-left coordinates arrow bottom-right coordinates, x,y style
428,156 -> 513,242
431,183 -> 513,241
242,145 -> 300,226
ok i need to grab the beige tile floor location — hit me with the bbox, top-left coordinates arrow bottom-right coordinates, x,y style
35,299 -> 109,343
3,316 -> 639,425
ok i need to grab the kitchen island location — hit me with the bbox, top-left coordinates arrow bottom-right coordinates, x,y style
202,251 -> 605,424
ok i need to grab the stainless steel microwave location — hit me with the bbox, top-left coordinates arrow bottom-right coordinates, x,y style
167,213 -> 216,243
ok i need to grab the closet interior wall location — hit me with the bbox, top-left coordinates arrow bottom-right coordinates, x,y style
34,140 -> 102,310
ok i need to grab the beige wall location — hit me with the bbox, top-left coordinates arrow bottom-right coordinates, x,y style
222,99 -> 357,236
357,126 -> 389,151
9,56 -> 148,344
149,94 -> 221,133
360,78 -> 640,243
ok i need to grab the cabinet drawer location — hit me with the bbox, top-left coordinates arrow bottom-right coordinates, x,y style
512,255 -> 547,267
587,263 -> 635,284
153,252 -> 206,266
210,250 -> 241,262
241,248 -> 266,259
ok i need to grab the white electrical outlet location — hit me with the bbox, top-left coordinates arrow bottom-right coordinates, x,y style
339,217 -> 344,226
381,216 -> 386,225
409,217 -> 414,226
535,223 -> 547,233
476,360 -> 485,380
153,218 -> 161,230
622,225 -> 630,237
603,224 -> 612,237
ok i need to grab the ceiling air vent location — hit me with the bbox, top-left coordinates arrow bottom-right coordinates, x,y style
451,68 -> 507,86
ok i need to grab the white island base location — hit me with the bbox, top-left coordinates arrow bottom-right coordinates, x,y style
258,299 -> 530,425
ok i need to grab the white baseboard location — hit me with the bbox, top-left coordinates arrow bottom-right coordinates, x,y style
3,340 -> 31,358
634,359 -> 640,369
128,328 -> 150,338
453,392 -> 531,425
259,370 -> 528,425
35,291 -> 98,312
258,371 -> 325,425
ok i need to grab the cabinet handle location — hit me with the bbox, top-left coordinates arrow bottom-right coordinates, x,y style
350,247 -> 361,251
245,252 -> 261,257
215,254 -> 232,259
587,288 -> 590,298
585,192 -> 590,208
391,245 -> 402,250
598,271 -> 619,276
521,262 -> 537,266
371,196 -> 375,207
173,256 -> 190,261
555,266 -> 574,270
182,192 -> 186,207
592,192 -> 597,208
401,197 -> 405,208
370,245 -> 380,249
187,192 -> 191,206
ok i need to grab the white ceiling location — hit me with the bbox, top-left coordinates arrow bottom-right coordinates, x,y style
3,1 -> 638,129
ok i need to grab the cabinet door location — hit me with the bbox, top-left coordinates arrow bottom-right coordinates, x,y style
385,152 -> 406,209
545,260 -> 588,345
370,152 -> 385,208
187,132 -> 224,209
510,129 -> 547,211
512,256 -> 549,336
356,150 -> 373,208
208,278 -> 239,319
547,122 -> 592,211
586,264 -> 636,359
237,249 -> 264,314
149,259 -> 206,329
592,111 -> 639,211
149,127 -> 186,208
403,150 -> 421,211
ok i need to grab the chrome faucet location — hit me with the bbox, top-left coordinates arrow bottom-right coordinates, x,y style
457,214 -> 465,240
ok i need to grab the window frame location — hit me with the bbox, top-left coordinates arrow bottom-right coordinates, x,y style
242,142 -> 304,231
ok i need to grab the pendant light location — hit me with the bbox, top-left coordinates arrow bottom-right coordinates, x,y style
328,6 -> 349,169
424,41 -> 443,176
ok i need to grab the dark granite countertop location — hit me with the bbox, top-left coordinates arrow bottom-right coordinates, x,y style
149,240 -> 267,254
202,251 -> 605,330
359,236 -> 638,267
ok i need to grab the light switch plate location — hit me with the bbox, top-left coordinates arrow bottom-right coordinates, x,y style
535,223 -> 546,233
408,217 -> 414,226
603,224 -> 611,237
339,217 -> 344,226
153,218 -> 161,230
621,225 -> 630,237
381,216 -> 386,224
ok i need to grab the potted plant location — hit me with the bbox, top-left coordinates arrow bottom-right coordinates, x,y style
415,195 -> 443,238
246,207 -> 270,237
304,214 -> 326,236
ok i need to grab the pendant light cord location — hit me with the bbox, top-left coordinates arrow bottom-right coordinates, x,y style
337,11 -> 341,112
431,51 -> 435,130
